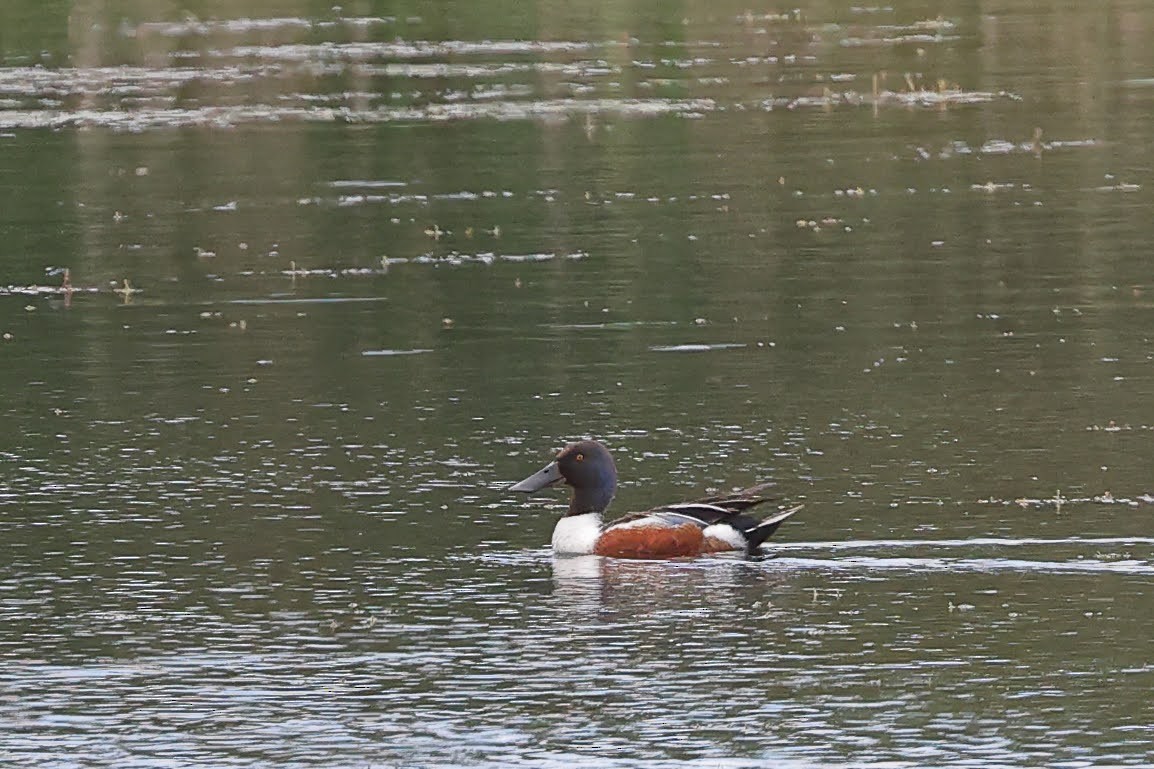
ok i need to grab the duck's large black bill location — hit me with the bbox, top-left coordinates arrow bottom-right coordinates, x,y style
509,460 -> 563,493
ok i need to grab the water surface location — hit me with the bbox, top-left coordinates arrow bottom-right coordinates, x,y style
3,1 -> 1154,766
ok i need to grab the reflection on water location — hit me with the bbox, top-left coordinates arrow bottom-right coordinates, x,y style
0,11 -> 1014,129
5,540 -> 1152,767
4,0 -> 1154,766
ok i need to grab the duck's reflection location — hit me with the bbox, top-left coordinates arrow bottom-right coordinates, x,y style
549,553 -> 790,616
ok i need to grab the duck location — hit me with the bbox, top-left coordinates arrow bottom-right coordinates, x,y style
509,439 -> 801,558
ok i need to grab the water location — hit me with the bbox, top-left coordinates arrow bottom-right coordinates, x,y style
3,1 -> 1154,766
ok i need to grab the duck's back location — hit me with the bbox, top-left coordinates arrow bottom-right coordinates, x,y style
592,485 -> 781,558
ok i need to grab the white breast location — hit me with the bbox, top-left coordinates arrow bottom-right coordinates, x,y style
701,523 -> 745,550
551,512 -> 602,555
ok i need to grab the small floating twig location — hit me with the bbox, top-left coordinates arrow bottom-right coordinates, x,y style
113,278 -> 140,304
284,260 -> 312,282
62,268 -> 73,308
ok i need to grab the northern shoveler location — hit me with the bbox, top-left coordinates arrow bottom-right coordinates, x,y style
509,439 -> 801,558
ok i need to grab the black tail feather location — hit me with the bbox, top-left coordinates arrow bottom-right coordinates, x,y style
743,505 -> 803,552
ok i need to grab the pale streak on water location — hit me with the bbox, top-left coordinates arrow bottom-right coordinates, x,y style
0,12 -> 1009,131
4,2 -> 1154,768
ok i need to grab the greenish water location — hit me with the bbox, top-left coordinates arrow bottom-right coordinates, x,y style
3,2 -> 1154,767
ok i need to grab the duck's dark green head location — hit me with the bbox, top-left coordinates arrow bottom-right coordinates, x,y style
509,439 -> 618,515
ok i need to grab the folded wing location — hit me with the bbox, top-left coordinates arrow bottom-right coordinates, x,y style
595,484 -> 798,557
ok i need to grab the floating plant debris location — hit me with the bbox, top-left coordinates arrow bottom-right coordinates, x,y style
362,348 -> 434,356
649,343 -> 748,353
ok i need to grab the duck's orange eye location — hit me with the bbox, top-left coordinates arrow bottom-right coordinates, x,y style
575,453 -> 584,462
